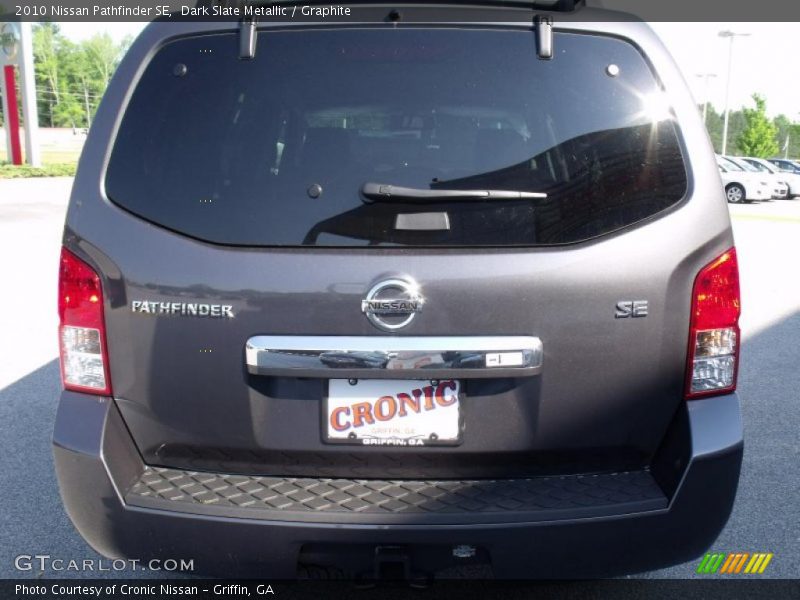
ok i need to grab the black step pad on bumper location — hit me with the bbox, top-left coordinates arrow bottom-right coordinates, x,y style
126,466 -> 666,525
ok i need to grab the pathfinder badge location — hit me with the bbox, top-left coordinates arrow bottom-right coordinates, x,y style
131,301 -> 234,318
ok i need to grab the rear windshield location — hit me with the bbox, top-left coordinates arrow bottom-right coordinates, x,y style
106,28 -> 687,247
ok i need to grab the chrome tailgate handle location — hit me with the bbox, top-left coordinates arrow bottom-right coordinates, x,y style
245,336 -> 543,379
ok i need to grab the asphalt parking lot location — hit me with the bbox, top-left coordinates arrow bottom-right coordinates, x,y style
0,178 -> 798,581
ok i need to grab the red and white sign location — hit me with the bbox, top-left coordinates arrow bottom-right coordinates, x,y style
1,22 -> 40,166
326,379 -> 461,446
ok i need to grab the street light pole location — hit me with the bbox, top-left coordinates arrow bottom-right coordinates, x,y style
695,72 -> 717,124
719,30 -> 750,156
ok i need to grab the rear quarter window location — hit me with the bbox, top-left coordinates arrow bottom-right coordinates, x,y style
106,27 -> 688,247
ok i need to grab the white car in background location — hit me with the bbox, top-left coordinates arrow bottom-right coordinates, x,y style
716,155 -> 771,203
741,156 -> 800,198
724,156 -> 788,199
767,158 -> 800,177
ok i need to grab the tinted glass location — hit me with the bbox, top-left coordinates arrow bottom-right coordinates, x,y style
106,28 -> 687,247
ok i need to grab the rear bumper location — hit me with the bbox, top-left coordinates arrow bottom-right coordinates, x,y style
53,391 -> 742,578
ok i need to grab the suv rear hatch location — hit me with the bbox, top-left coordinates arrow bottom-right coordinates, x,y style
97,25 -> 692,479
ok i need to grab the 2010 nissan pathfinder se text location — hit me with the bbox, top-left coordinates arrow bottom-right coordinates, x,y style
53,0 -> 743,579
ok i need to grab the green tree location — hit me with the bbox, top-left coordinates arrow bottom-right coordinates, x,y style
82,33 -> 120,89
33,23 -> 64,126
727,110 -> 747,154
701,103 -> 724,152
699,103 -> 745,155
736,94 -> 779,157
31,25 -> 130,128
33,24 -> 83,127
773,114 -> 800,159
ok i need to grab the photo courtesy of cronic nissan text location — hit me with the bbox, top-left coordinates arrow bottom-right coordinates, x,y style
0,1 -> 798,599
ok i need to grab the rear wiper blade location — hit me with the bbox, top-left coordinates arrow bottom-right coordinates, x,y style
361,182 -> 547,204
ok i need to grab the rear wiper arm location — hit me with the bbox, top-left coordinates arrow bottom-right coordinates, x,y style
361,182 -> 547,204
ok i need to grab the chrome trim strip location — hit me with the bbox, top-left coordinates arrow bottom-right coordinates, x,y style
245,336 -> 543,379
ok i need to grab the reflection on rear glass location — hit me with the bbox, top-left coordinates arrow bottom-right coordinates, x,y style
106,28 -> 687,247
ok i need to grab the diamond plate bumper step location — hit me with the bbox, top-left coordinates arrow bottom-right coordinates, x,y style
126,466 -> 667,525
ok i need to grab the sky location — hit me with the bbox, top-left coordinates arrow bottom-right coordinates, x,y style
58,21 -> 800,120
648,23 -> 800,119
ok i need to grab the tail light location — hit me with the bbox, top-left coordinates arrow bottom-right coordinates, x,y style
58,248 -> 112,395
685,248 -> 740,399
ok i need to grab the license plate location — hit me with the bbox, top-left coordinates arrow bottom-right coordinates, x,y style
324,379 -> 462,446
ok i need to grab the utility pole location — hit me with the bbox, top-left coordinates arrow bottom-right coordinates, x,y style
695,72 -> 717,124
719,30 -> 750,156
82,80 -> 92,128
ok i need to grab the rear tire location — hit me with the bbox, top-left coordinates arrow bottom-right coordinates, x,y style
725,184 -> 745,204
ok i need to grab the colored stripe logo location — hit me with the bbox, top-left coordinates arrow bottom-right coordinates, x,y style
697,552 -> 773,574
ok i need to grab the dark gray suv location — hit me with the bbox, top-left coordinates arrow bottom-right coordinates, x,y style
53,0 -> 743,579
